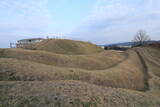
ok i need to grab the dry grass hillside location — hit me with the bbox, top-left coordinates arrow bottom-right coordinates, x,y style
0,39 -> 160,107
0,50 -> 145,90
1,81 -> 160,107
134,47 -> 160,96
0,48 -> 126,70
33,39 -> 103,54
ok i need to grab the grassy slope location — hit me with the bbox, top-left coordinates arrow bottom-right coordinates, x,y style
0,50 -> 145,90
34,39 -> 103,55
135,47 -> 160,96
0,48 -> 126,70
0,81 -> 160,107
1,39 -> 160,107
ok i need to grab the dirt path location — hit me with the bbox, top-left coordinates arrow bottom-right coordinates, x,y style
134,48 -> 150,91
104,51 -> 129,70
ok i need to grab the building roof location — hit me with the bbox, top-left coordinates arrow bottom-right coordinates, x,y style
18,38 -> 44,42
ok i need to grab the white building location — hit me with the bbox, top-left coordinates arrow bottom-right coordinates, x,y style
16,38 -> 44,48
17,38 -> 44,44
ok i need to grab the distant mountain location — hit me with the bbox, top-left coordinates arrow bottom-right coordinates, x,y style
101,40 -> 160,47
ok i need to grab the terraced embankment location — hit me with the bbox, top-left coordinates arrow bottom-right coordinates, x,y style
0,49 -> 146,90
0,39 -> 160,107
135,47 -> 160,95
0,48 -> 126,70
134,49 -> 150,91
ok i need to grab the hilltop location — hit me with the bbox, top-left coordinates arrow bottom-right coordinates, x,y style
33,39 -> 103,54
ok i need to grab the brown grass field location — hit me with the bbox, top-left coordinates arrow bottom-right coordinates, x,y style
0,39 -> 160,107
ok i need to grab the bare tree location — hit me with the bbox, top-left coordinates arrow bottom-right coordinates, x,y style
133,30 -> 151,46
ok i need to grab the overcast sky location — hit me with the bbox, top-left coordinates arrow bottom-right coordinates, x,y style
0,0 -> 160,48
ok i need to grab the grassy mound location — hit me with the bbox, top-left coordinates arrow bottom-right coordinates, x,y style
0,48 -> 126,70
1,38 -> 160,106
33,39 -> 103,54
0,50 -> 146,91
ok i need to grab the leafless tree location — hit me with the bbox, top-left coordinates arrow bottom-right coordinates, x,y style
133,30 -> 151,46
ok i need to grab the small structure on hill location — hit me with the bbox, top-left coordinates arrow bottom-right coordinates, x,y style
17,38 -> 44,44
16,38 -> 44,48
10,38 -> 44,48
